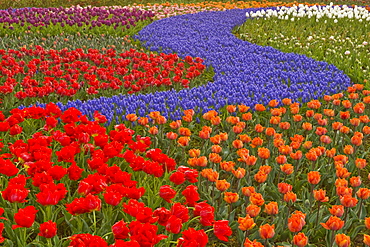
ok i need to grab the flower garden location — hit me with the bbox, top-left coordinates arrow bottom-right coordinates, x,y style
0,0 -> 370,246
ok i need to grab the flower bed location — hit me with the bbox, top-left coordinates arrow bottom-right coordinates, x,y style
0,2 -> 369,247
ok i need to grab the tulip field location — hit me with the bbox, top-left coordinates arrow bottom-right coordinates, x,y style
0,0 -> 370,246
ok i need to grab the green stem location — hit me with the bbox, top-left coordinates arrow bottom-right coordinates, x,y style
47,238 -> 53,247
93,210 -> 97,234
316,201 -> 321,227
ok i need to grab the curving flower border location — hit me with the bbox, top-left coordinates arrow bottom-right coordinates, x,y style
31,7 -> 351,123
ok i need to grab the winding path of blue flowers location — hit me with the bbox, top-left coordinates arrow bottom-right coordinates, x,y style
49,8 -> 351,122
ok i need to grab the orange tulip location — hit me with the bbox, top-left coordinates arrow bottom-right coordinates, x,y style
211,145 -> 222,153
210,116 -> 221,125
349,176 -> 361,187
259,165 -> 271,175
315,127 -> 328,136
284,191 -> 297,203
259,224 -> 275,239
238,215 -> 255,231
244,238 -> 264,247
365,217 -> 370,229
215,179 -> 230,192
177,136 -> 190,147
288,214 -> 305,232
232,140 -> 243,149
202,110 -> 218,120
166,132 -> 178,140
170,120 -> 182,129
278,145 -> 292,155
270,116 -> 281,125
255,124 -> 265,133
250,193 -> 264,206
251,137 -> 264,148
278,183 -> 293,194
226,105 -> 236,113
333,99 -> 341,105
336,167 -> 351,179
323,109 -> 335,117
197,156 -> 208,167
293,114 -> 303,122
356,188 -> 370,200
290,136 -> 304,146
320,135 -> 332,144
245,204 -> 261,218
149,111 -> 161,120
279,122 -> 291,130
238,104 -> 250,113
280,163 -> 294,175
363,126 -> 370,134
335,234 -> 350,247
232,167 -> 246,179
351,135 -> 363,146
156,115 -> 167,124
276,155 -> 287,164
219,132 -> 228,141
307,171 -> 321,185
182,114 -> 192,122
198,130 -> 210,139
313,189 -> 329,202
350,118 -> 361,127
179,127 -> 191,136
265,127 -> 276,136
224,192 -> 239,204
239,134 -> 251,143
254,171 -> 268,184
149,126 -> 158,135
187,158 -> 198,167
245,155 -> 257,166
290,151 -> 303,160
307,99 -> 321,109
360,115 -> 370,123
137,117 -> 149,126
126,113 -> 138,122
342,100 -> 352,108
257,147 -> 270,159
209,153 -> 222,163
329,205 -> 344,217
226,116 -> 240,125
264,202 -> 278,215
200,169 -> 218,182
302,122 -> 313,131
326,148 -> 337,158
321,216 -> 344,230
340,111 -> 351,120
290,105 -> 300,114
242,112 -> 253,121
254,104 -> 266,112
241,187 -> 255,197
340,195 -> 358,208
282,98 -> 292,105
336,186 -> 353,197
220,161 -> 235,172
188,149 -> 200,158
306,110 -> 314,118
340,126 -> 350,134
233,125 -> 243,134
363,234 -> 370,246
293,232 -> 308,247
332,122 -> 344,130
273,138 -> 285,148
302,141 -> 313,149
268,99 -> 279,107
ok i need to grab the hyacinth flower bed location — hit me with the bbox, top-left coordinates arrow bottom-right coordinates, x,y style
0,1 -> 370,247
